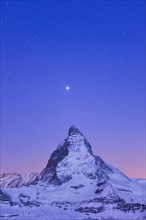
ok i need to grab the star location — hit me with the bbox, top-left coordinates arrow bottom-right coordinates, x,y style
65,86 -> 70,91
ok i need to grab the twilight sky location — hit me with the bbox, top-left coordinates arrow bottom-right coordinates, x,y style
1,0 -> 145,178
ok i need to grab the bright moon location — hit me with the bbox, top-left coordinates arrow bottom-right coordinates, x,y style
65,86 -> 70,90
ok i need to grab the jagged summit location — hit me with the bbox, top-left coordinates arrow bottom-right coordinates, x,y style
33,126 -> 114,185
33,125 -> 95,185
68,125 -> 93,154
68,125 -> 84,136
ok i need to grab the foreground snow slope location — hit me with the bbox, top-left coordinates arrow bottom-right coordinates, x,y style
0,125 -> 146,220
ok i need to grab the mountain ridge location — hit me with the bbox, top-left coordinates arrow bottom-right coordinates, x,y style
0,125 -> 146,220
0,172 -> 38,188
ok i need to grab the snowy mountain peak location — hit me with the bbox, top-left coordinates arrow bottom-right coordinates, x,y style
31,126 -> 135,190
68,125 -> 84,136
33,126 -> 95,185
33,126 -> 118,186
68,125 -> 93,155
1,126 -> 146,220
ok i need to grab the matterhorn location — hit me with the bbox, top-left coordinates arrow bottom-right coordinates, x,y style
0,125 -> 146,220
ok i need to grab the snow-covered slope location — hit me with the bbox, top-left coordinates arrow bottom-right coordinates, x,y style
0,173 -> 38,188
0,125 -> 146,220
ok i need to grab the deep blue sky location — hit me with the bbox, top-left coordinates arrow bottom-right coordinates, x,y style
1,0 -> 145,177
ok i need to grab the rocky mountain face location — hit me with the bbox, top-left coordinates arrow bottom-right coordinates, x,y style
0,126 -> 146,220
33,125 -> 114,185
0,172 -> 38,188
